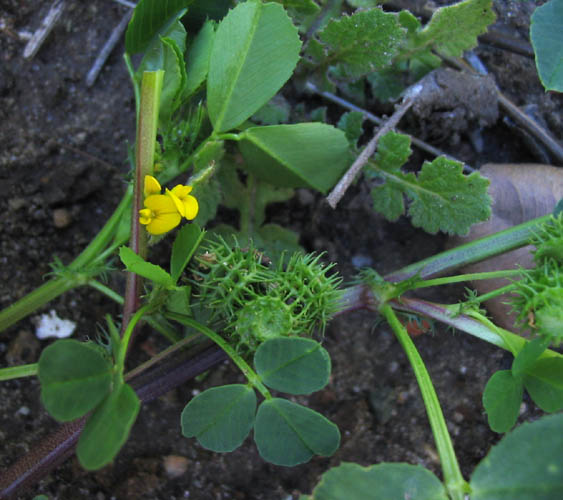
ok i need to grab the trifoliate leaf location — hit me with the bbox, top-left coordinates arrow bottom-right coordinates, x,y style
310,9 -> 405,79
366,132 -> 491,235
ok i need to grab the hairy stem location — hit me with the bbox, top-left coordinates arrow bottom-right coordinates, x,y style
380,304 -> 468,500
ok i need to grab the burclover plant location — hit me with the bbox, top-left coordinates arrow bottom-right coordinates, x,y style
1,0 -> 563,499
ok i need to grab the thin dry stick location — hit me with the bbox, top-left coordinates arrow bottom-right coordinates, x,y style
305,81 -> 473,172
23,0 -> 66,59
86,10 -> 132,87
326,84 -> 421,209
113,0 -> 137,8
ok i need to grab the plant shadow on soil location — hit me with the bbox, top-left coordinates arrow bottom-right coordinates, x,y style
0,1 -> 561,499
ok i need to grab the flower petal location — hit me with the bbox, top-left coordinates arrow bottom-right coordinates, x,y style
171,185 -> 193,197
165,188 -> 186,217
144,175 -> 162,196
144,194 -> 178,213
182,195 -> 199,220
147,212 -> 181,235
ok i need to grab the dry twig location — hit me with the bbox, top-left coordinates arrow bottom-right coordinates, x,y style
326,83 -> 422,209
23,0 -> 66,59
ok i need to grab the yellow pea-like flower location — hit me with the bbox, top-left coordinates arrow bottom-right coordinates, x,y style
166,185 -> 199,220
144,175 -> 162,197
139,194 -> 182,235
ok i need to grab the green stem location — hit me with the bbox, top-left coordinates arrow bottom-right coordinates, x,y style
380,304 -> 467,500
385,214 -> 551,282
0,279 -> 75,333
391,297 -> 563,359
411,269 -> 523,289
0,186 -> 133,334
166,313 -> 272,399
0,363 -> 38,382
473,283 -> 518,303
89,280 -> 124,304
117,304 -> 152,376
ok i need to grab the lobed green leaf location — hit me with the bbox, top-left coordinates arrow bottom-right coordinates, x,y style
414,0 -> 496,58
181,384 -> 256,452
38,340 -> 113,422
531,0 -> 563,92
254,337 -> 331,395
482,370 -> 523,433
470,413 -> 563,499
254,398 -> 340,466
523,357 -> 563,412
77,383 -> 140,470
313,9 -> 405,79
310,462 -> 448,500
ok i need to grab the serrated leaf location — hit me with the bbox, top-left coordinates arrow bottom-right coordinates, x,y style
367,132 -> 491,234
185,19 -> 215,97
523,357 -> 563,412
254,398 -> 340,466
337,111 -> 364,147
126,0 -> 190,55
279,0 -> 320,15
482,370 -> 523,433
77,383 -> 140,470
119,246 -> 174,287
171,223 -> 204,282
310,462 -> 448,500
238,123 -> 350,193
254,338 -> 331,395
181,384 -> 256,452
38,340 -> 113,422
470,413 -> 563,500
370,182 -> 406,222
414,0 -> 496,58
312,9 -> 405,79
207,2 -> 301,132
531,0 -> 563,92
367,68 -> 405,102
408,157 -> 491,235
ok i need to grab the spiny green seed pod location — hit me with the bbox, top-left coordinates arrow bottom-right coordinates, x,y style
232,296 -> 294,352
532,213 -> 563,264
273,252 -> 343,336
511,259 -> 563,344
190,238 -> 343,354
191,237 -> 272,321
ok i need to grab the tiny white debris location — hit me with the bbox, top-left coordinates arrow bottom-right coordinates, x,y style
35,310 -> 76,339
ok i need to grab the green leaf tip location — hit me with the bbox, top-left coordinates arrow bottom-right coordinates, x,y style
208,1 -> 302,132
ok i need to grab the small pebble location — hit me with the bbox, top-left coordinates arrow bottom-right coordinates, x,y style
163,455 -> 190,478
53,208 -> 72,228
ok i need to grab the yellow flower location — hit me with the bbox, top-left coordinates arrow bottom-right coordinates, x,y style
166,184 -> 199,220
144,175 -> 161,196
139,194 -> 182,235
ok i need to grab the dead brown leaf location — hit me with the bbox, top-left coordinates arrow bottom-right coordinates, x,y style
449,163 -> 563,331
